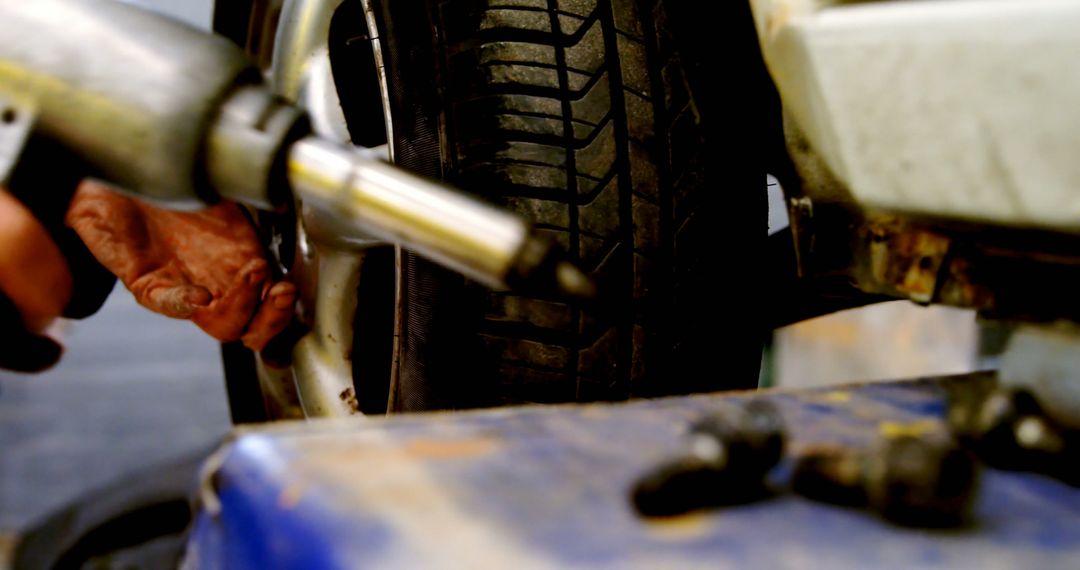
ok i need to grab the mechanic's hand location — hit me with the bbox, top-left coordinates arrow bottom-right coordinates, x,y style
0,190 -> 73,371
66,180 -> 297,352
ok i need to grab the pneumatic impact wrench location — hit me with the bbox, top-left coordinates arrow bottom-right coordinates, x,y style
0,0 -> 594,299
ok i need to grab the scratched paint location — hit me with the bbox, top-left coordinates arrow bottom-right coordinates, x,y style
188,373 -> 1080,569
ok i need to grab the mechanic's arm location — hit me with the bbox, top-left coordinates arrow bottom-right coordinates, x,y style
0,190 -> 72,371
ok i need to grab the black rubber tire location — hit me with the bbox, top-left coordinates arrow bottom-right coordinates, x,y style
373,0 -> 765,410
215,0 -> 768,413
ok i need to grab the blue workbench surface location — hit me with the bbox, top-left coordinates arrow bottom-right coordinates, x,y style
185,373 -> 1080,569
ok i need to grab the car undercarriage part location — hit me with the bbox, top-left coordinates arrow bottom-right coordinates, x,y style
0,0 -> 592,299
751,0 -> 1080,427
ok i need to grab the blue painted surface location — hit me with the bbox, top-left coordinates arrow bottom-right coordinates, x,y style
187,373 -> 1080,569
187,436 -> 395,569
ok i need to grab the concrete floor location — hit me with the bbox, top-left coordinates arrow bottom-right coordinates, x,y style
0,290 -> 230,533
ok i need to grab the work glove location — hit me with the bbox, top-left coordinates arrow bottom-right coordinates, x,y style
66,180 -> 297,352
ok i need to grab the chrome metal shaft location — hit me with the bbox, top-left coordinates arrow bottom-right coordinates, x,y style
288,137 -> 529,290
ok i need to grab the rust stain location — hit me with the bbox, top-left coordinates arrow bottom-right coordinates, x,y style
897,231 -> 949,301
278,483 -> 306,509
339,387 -> 359,412
403,437 -> 499,460
855,215 -> 1015,314
644,512 -> 714,540
938,257 -> 995,310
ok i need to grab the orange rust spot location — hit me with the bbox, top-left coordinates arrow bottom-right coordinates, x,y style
339,387 -> 359,412
644,512 -> 714,540
278,483 -> 305,509
403,438 -> 498,459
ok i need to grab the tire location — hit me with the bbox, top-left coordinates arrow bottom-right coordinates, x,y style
216,0 -> 767,414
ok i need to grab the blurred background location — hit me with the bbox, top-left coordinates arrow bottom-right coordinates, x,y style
0,0 -> 224,542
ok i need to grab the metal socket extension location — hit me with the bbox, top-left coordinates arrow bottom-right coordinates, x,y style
287,137 -> 530,289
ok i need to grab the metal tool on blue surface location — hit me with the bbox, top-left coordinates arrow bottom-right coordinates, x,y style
631,400 -> 785,517
183,374 -> 1080,569
792,434 -> 979,527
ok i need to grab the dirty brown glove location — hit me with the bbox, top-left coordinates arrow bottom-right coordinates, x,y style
66,180 -> 296,352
